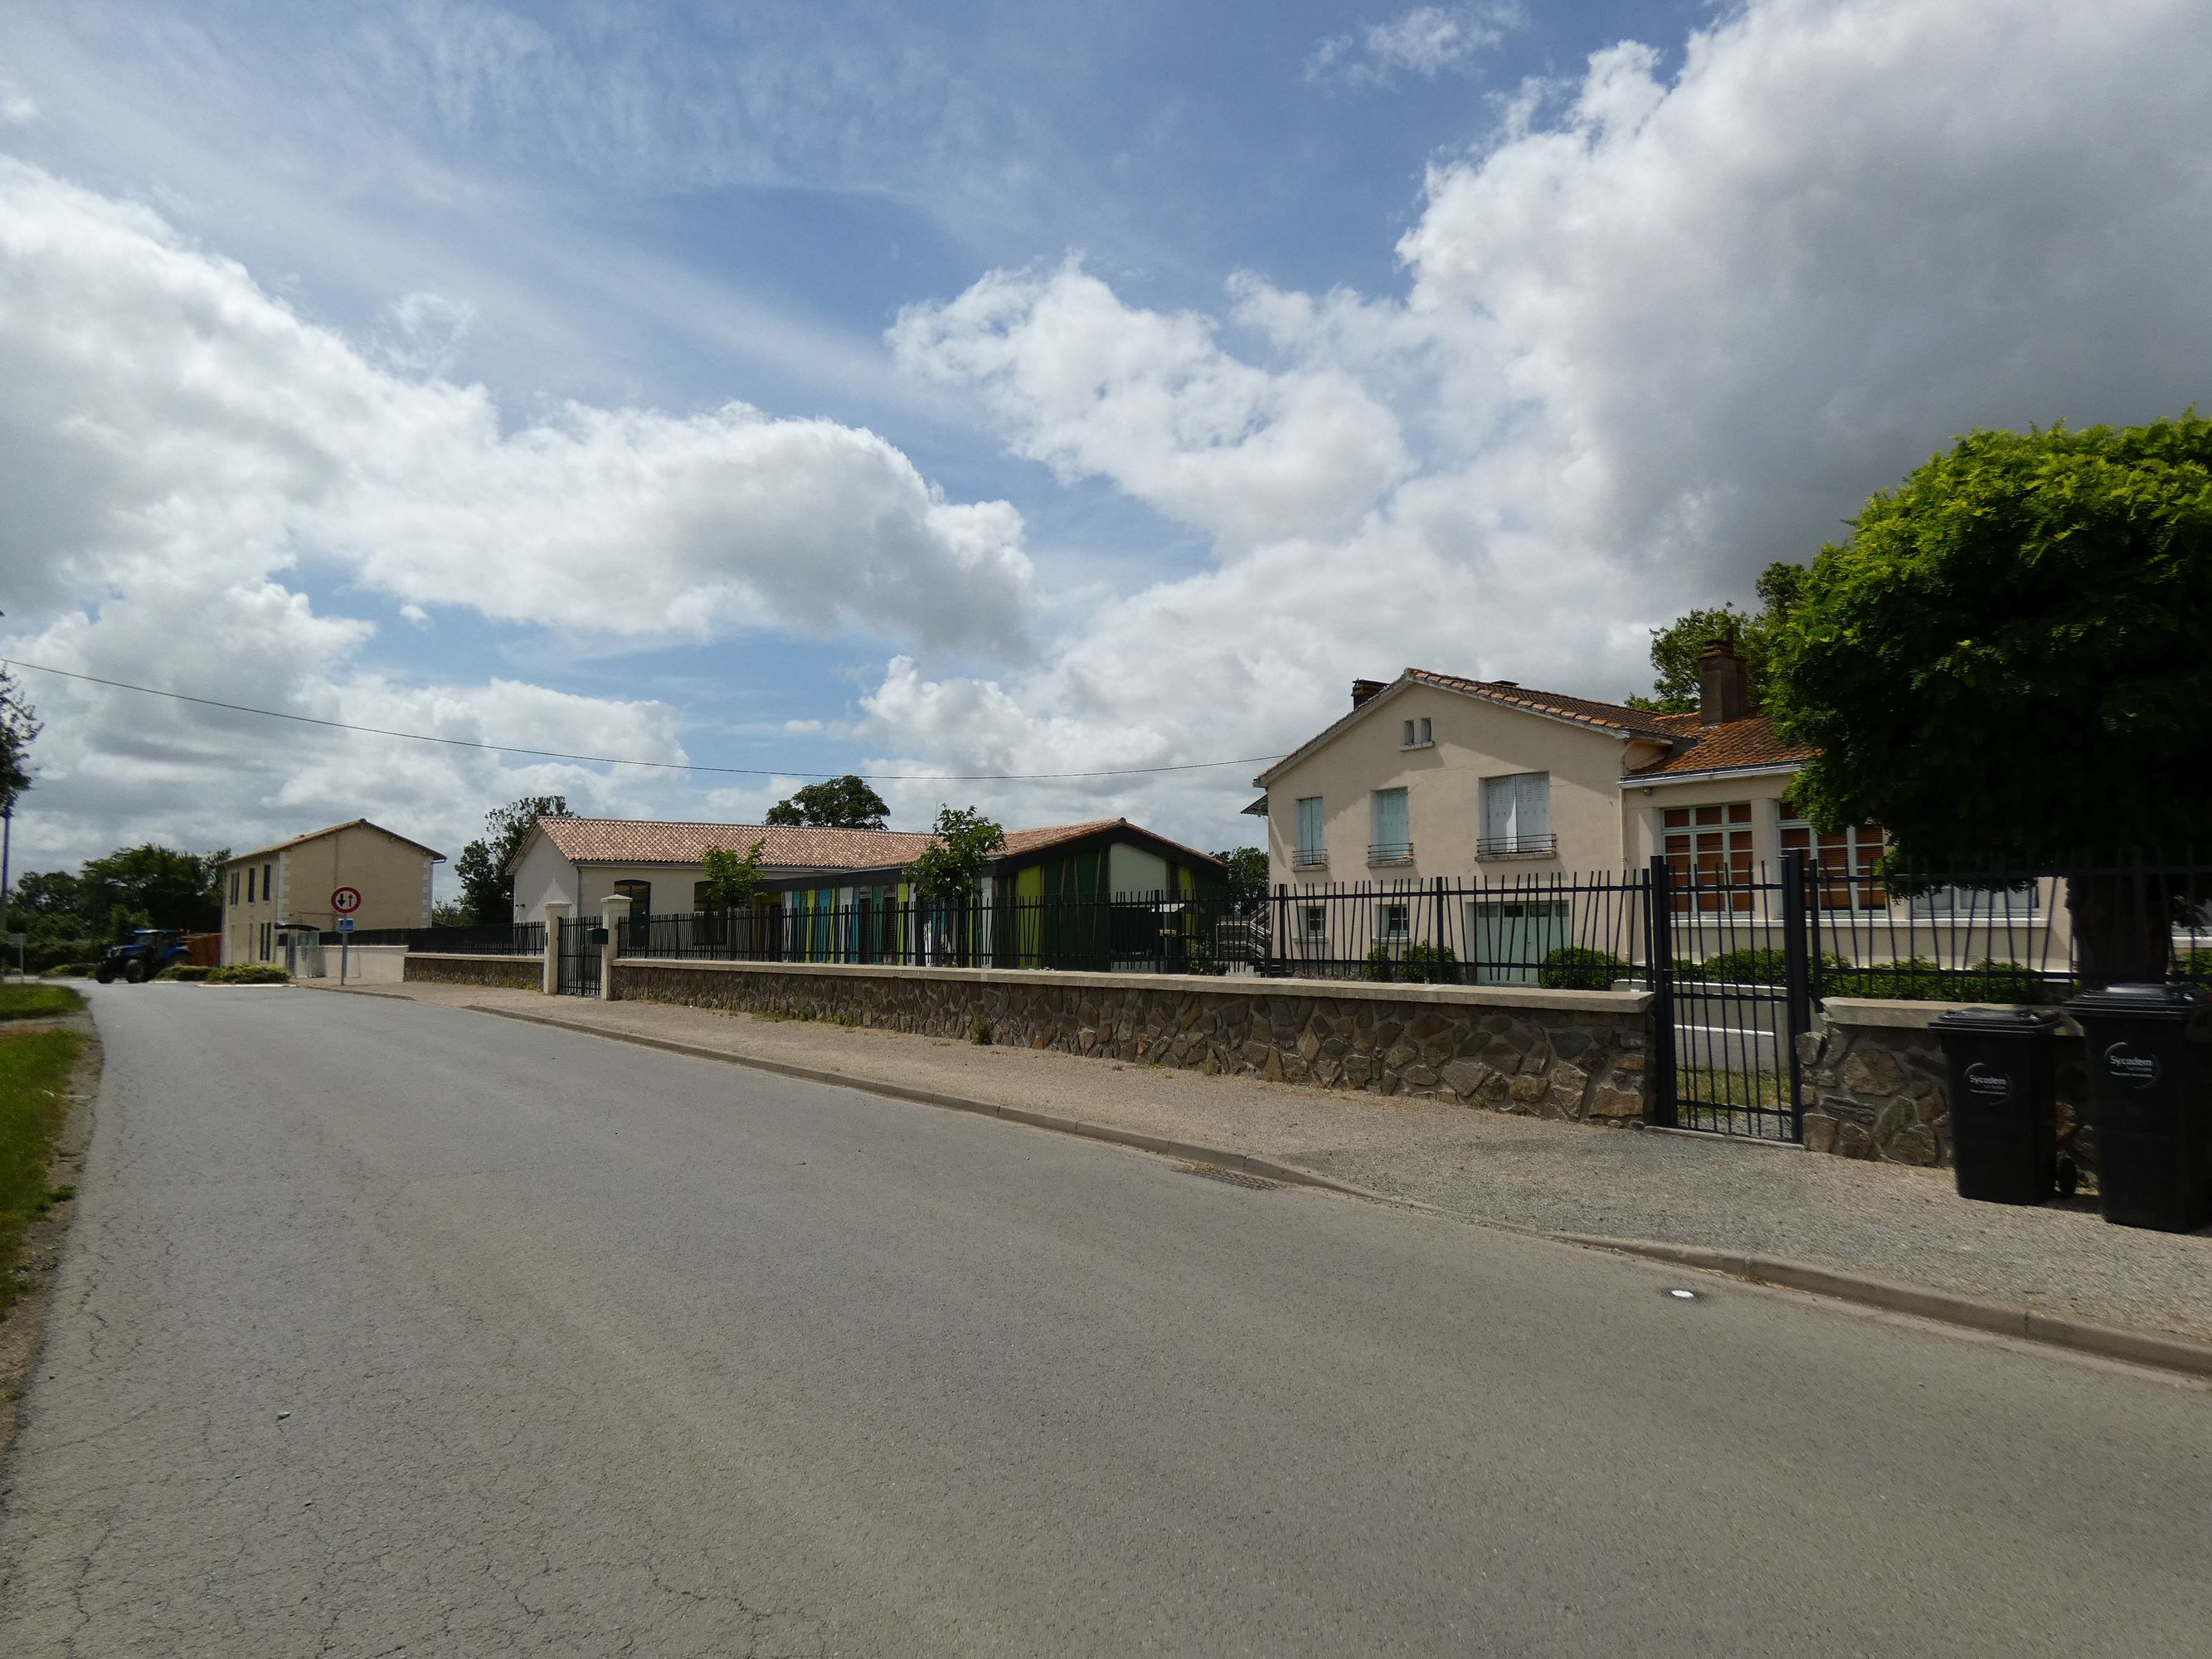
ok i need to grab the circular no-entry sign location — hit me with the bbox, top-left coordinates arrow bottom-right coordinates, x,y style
331,886 -> 362,914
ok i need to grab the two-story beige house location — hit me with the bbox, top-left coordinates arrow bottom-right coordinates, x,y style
221,819 -> 444,966
1252,640 -> 1848,889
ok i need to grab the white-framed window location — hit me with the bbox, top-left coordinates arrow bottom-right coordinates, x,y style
1777,802 -> 1885,911
1294,795 -> 1326,869
1662,801 -> 1754,912
1400,716 -> 1432,749
1480,772 -> 1552,857
1369,788 -> 1412,863
1299,902 -> 1329,942
1377,900 -> 1412,941
1904,878 -> 2045,922
229,869 -> 240,906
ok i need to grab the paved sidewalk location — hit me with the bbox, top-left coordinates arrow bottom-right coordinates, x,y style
338,980 -> 2212,1345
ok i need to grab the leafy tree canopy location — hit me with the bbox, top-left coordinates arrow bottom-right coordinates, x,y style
699,839 -> 768,909
1626,562 -> 1806,713
1770,416 -> 2212,864
763,775 -> 890,830
1772,416 -> 2212,982
455,795 -> 570,924
906,805 -> 1005,906
0,666 -> 39,816
75,844 -> 226,936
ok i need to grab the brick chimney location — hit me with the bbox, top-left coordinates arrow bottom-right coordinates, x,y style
1696,637 -> 1749,727
1351,678 -> 1386,710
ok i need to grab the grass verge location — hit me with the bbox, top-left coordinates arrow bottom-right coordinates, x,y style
0,984 -> 86,1022
1,1029 -> 86,1319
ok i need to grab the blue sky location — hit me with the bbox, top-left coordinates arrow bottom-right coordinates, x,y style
2,0 -> 2209,884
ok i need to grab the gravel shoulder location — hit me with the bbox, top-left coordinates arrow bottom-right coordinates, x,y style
347,980 -> 2212,1344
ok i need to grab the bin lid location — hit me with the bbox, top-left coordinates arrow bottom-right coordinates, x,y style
1931,1005 -> 2061,1034
2064,983 -> 2210,1023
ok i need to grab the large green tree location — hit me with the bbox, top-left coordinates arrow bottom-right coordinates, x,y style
79,844 -> 227,937
1626,562 -> 1805,712
1770,416 -> 2212,982
455,795 -> 570,924
763,775 -> 890,830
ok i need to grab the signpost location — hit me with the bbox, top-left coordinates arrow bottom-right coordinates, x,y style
333,888 -> 362,985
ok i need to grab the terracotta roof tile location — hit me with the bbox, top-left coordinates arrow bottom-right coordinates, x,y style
1403,669 -> 1683,738
533,815 -> 1221,873
1626,713 -> 1816,778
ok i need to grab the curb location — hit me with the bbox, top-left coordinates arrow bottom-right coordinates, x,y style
463,1003 -> 1393,1204
1554,1232 -> 2212,1382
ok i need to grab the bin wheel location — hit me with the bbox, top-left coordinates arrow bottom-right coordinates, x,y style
2056,1156 -> 2079,1199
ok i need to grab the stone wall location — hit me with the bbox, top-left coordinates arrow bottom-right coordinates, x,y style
404,951 -> 545,993
1797,999 -> 2093,1170
614,959 -> 1655,1123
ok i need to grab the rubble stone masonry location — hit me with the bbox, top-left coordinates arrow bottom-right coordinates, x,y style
605,959 -> 1655,1123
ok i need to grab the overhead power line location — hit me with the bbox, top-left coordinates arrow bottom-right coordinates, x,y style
0,658 -> 1282,784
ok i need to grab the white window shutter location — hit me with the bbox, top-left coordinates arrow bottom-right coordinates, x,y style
1484,779 -> 1514,844
1519,773 -> 1551,841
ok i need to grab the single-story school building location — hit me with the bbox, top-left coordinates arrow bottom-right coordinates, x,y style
508,815 -> 1226,966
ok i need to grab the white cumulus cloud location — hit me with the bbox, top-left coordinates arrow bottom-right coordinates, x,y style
867,0 -> 2212,843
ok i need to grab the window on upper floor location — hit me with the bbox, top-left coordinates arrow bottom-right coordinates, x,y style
246,866 -> 255,904
1480,772 -> 1553,858
1369,788 -> 1411,864
229,869 -> 240,907
1400,717 -> 1432,749
1294,796 -> 1327,869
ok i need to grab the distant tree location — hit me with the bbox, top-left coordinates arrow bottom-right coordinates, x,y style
78,844 -> 225,936
763,775 -> 891,830
7,869 -> 83,919
699,839 -> 768,909
906,806 -> 1005,907
430,901 -> 473,927
455,795 -> 570,924
1211,847 -> 1268,913
0,666 -> 38,817
1771,416 -> 2212,983
1626,562 -> 1806,712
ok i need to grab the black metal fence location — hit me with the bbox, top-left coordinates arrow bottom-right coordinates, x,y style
325,922 -> 547,956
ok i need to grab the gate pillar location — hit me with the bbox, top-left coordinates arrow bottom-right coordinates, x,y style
598,895 -> 630,1003
541,902 -> 570,995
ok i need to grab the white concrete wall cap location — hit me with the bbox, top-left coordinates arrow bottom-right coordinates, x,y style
612,956 -> 1652,1014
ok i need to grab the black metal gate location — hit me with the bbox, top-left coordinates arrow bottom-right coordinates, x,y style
557,915 -> 600,997
1648,850 -> 1812,1142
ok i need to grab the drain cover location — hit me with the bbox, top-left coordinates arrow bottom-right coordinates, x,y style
1179,1163 -> 1281,1191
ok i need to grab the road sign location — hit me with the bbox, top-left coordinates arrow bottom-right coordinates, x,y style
337,917 -> 356,935
331,886 -> 362,914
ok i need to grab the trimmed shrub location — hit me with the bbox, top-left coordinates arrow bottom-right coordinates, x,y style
157,965 -> 213,982
1538,946 -> 1629,991
40,963 -> 95,980
1361,941 -> 1460,984
206,964 -> 291,985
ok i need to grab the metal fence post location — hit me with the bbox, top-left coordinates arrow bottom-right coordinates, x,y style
1646,856 -> 1678,1128
1780,849 -> 1811,1142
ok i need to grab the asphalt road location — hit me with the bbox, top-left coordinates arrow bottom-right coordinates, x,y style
4,987 -> 2210,1657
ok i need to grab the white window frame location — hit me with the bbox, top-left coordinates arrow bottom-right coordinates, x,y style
1298,902 -> 1329,942
1480,771 -> 1553,858
1294,795 -> 1327,869
1400,716 -> 1433,750
1377,900 -> 1412,942
1369,787 -> 1412,864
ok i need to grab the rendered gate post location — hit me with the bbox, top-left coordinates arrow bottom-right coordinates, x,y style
541,902 -> 570,995
599,894 -> 630,1003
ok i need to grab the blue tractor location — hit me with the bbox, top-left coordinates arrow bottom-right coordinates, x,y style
95,930 -> 191,985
